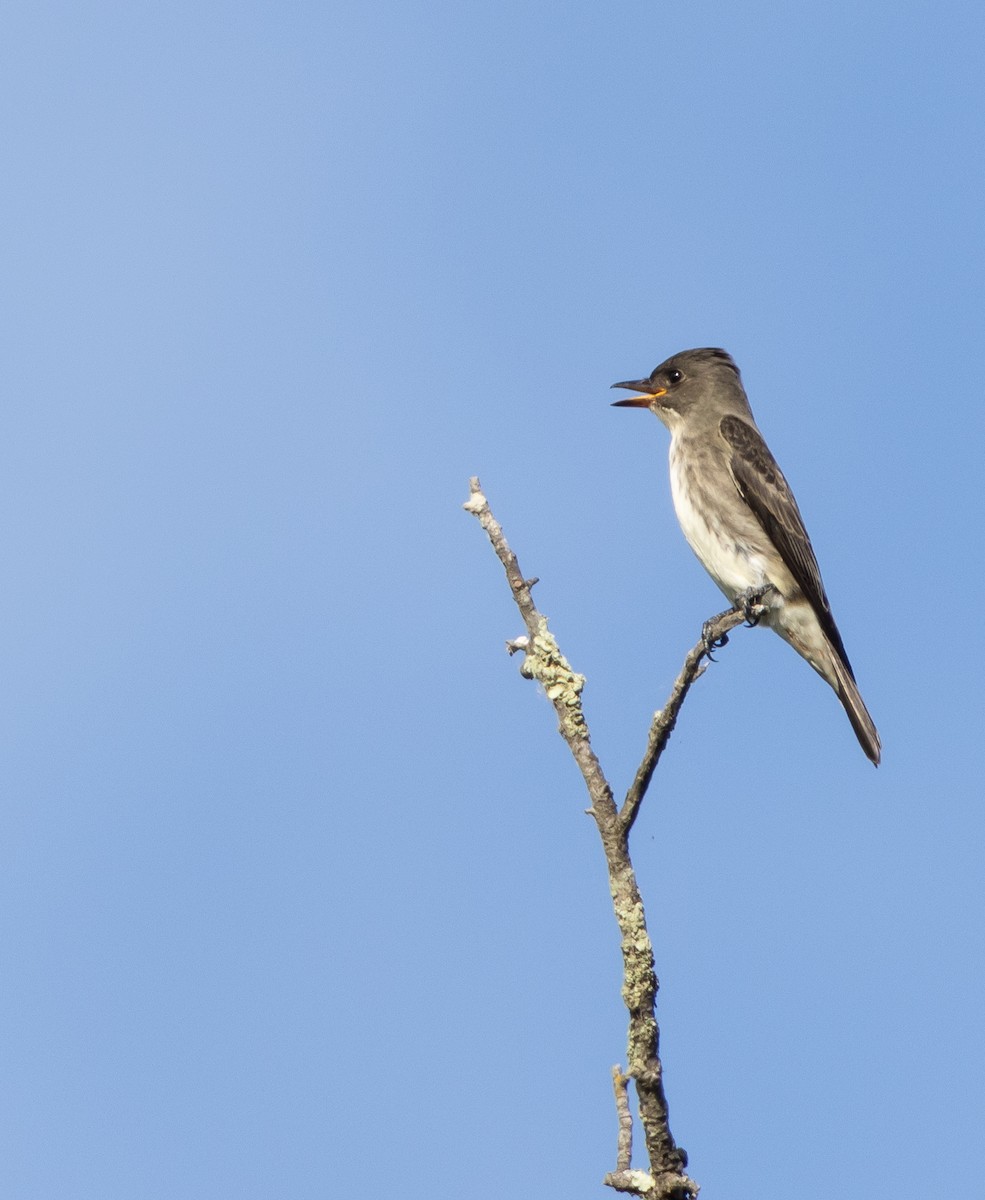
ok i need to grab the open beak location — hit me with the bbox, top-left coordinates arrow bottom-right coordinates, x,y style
610,379 -> 667,408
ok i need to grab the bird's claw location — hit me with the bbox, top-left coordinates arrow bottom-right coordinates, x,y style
733,584 -> 774,627
702,621 -> 729,659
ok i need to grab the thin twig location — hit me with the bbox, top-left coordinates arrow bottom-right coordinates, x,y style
619,603 -> 765,834
611,1065 -> 633,1172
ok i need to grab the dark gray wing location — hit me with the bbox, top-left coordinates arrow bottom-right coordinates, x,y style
720,414 -> 855,679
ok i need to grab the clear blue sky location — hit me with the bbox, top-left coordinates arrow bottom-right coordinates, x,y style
0,3 -> 982,1197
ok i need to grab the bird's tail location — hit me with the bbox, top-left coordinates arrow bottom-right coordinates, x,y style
830,655 -> 881,766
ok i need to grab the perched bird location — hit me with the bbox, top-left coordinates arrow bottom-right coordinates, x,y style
612,347 -> 880,765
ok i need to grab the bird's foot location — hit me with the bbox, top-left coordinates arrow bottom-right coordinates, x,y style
733,584 -> 775,627
702,619 -> 729,659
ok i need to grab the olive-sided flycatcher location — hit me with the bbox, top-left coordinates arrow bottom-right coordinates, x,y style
612,347 -> 880,765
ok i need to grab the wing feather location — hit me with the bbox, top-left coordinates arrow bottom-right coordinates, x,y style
720,414 -> 855,679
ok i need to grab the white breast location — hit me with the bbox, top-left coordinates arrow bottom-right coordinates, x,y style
668,440 -> 771,599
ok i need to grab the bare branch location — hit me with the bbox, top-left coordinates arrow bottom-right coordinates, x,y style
603,1167 -> 657,1195
464,478 -> 611,807
611,1065 -> 633,1172
618,603 -> 765,834
603,1168 -> 702,1200
465,476 -> 722,1200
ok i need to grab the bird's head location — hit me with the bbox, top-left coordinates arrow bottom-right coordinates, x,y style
611,347 -> 746,429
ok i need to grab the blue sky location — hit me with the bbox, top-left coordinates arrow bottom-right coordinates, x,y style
0,2 -> 983,1196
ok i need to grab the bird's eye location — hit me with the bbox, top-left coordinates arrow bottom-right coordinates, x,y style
667,369 -> 683,385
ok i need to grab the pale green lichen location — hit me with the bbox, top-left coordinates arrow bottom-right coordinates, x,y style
520,627 -> 590,738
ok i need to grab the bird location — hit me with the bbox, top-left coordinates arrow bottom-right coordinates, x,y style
611,347 -> 880,765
